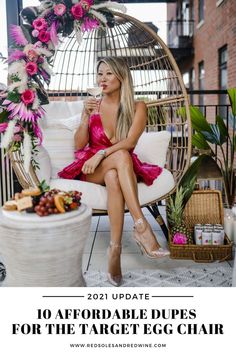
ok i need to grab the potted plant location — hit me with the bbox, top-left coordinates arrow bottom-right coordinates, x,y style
179,88 -> 236,208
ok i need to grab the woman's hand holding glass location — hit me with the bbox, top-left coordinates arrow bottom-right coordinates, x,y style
86,86 -> 103,114
83,97 -> 99,116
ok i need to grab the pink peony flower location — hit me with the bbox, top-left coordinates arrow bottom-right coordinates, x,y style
81,17 -> 99,32
0,122 -> 8,133
14,125 -> 23,133
25,61 -> 38,76
80,0 -> 94,11
54,3 -> 66,16
33,18 -> 47,31
37,57 -> 44,64
172,232 -> 187,245
13,134 -> 22,142
38,30 -> 51,43
71,3 -> 84,20
21,89 -> 35,106
32,29 -> 39,38
27,49 -> 38,62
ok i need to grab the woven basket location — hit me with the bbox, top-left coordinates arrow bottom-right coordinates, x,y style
169,190 -> 233,262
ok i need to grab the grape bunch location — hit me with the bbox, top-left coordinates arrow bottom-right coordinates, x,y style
34,193 -> 59,217
33,189 -> 82,217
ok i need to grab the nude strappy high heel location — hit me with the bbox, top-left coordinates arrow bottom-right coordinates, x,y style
107,242 -> 122,287
133,218 -> 170,259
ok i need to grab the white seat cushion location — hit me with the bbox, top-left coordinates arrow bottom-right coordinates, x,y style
49,168 -> 175,211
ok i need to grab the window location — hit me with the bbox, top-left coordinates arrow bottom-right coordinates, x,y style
219,45 -> 228,118
198,61 -> 205,112
198,0 -> 204,23
189,67 -> 195,104
183,72 -> 190,88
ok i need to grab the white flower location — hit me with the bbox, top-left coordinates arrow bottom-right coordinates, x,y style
17,83 -> 29,94
39,1 -> 54,11
8,80 -> 28,93
91,1 -> 127,13
1,119 -> 16,149
23,131 -> 32,174
74,22 -> 83,46
9,60 -> 27,77
32,94 -> 40,110
36,47 -> 54,57
89,9 -> 107,25
41,61 -> 54,76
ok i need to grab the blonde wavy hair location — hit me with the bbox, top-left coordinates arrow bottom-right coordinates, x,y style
97,57 -> 135,140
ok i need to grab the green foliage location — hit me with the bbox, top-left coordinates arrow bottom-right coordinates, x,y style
7,91 -> 20,103
216,115 -> 229,139
179,106 -> 211,132
38,180 -> 50,193
182,88 -> 236,208
167,156 -> 206,228
0,109 -> 10,123
228,88 -> 236,116
10,74 -> 21,82
192,132 -> 211,150
167,186 -> 185,226
179,154 -> 210,207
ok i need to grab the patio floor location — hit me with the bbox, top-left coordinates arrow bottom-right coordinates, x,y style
83,206 -> 235,276
0,206 -> 234,287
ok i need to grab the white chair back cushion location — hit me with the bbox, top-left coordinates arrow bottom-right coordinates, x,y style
41,101 -> 83,178
42,100 -> 84,127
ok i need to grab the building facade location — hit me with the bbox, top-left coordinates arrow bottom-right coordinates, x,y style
167,0 -> 236,109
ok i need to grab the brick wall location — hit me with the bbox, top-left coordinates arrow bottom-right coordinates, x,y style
168,0 -> 236,106
167,0 -> 236,188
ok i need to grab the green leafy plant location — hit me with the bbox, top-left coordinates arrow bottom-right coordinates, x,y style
179,88 -> 236,208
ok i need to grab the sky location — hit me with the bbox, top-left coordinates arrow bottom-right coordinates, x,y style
0,0 -> 167,85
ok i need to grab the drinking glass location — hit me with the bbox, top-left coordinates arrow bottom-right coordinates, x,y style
87,86 -> 103,113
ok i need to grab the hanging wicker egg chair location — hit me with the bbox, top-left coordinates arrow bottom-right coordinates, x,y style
48,11 -> 191,179
10,11 -> 191,236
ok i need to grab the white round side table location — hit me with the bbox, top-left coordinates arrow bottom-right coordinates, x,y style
0,204 -> 92,287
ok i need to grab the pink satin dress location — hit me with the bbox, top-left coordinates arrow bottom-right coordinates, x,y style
58,113 -> 162,186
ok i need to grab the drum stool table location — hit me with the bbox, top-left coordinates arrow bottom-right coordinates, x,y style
0,204 -> 91,287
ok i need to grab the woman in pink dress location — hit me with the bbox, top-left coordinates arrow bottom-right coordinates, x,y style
58,57 -> 170,286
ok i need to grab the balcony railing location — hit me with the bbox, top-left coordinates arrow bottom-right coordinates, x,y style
167,19 -> 194,48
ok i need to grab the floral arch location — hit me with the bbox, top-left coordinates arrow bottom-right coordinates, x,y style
0,0 -> 126,172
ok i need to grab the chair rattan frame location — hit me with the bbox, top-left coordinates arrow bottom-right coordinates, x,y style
9,12 -> 192,236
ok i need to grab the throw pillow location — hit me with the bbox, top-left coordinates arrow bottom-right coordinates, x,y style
134,131 -> 171,167
56,114 -> 81,131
